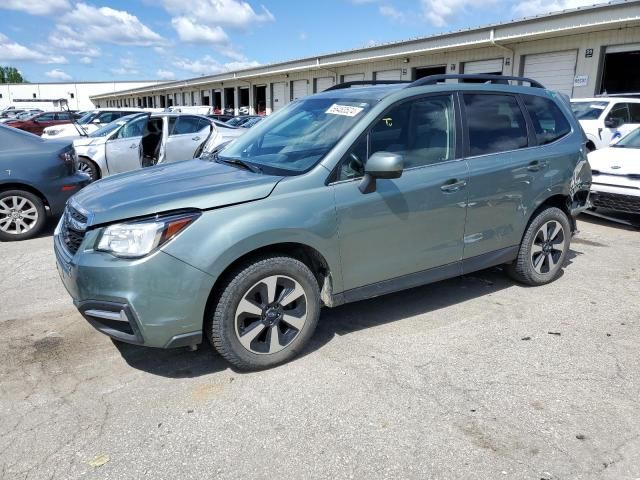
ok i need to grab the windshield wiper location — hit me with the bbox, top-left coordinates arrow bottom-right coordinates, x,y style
215,155 -> 262,173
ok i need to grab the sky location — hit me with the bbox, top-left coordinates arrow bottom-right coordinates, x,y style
0,0 -> 612,83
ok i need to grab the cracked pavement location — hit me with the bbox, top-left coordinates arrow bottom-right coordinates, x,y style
0,215 -> 639,479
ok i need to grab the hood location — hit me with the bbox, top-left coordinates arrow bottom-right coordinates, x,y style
73,136 -> 104,147
71,158 -> 284,226
588,147 -> 640,175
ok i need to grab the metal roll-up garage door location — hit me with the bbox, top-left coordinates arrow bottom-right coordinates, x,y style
343,73 -> 364,83
523,50 -> 577,96
292,80 -> 308,101
315,76 -> 335,92
375,69 -> 402,81
463,58 -> 504,75
272,82 -> 286,111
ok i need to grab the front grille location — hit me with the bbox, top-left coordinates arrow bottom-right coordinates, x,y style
60,204 -> 87,255
591,192 -> 640,214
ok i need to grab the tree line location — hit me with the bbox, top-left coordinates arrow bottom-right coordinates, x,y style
0,66 -> 26,83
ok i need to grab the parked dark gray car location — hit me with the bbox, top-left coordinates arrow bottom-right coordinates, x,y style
0,125 -> 90,241
55,75 -> 591,370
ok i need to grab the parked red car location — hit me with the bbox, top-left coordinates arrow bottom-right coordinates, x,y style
5,111 -> 77,136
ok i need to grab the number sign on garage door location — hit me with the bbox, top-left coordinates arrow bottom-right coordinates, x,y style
272,82 -> 286,111
523,50 -> 577,97
463,58 -> 504,75
292,80 -> 308,101
375,69 -> 402,81
315,77 -> 335,93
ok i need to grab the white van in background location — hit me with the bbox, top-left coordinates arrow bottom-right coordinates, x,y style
570,97 -> 640,150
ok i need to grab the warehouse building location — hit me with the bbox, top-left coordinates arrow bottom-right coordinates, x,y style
92,1 -> 640,115
1,81 -> 161,111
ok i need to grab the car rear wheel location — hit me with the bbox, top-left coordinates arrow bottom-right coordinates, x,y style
508,207 -> 571,285
78,158 -> 99,181
0,190 -> 46,241
208,256 -> 321,370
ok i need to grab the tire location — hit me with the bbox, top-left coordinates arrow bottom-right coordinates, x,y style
78,158 -> 99,181
508,207 -> 571,286
208,256 -> 321,370
0,190 -> 47,241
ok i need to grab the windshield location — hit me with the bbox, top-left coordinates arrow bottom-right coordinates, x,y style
613,128 -> 640,148
77,112 -> 98,125
571,101 -> 608,120
218,97 -> 371,175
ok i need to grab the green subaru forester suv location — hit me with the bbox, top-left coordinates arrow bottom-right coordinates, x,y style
55,75 -> 591,370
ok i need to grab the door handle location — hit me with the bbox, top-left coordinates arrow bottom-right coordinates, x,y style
129,143 -> 138,149
192,136 -> 201,141
440,179 -> 467,193
527,160 -> 548,172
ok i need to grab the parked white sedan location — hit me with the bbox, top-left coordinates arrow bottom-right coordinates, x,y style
588,127 -> 640,214
73,112 -> 245,180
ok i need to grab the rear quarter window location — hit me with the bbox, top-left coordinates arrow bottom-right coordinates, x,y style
523,95 -> 571,145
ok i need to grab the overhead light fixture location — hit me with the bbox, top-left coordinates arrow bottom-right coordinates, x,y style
403,58 -> 410,63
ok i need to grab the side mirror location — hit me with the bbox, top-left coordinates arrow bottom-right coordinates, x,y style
92,118 -> 101,124
358,151 -> 403,194
604,117 -> 623,129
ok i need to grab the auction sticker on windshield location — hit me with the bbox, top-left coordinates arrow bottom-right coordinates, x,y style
326,104 -> 364,117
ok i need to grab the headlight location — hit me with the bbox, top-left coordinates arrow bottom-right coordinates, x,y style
96,212 -> 200,258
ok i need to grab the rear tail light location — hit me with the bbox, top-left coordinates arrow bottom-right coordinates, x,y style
59,146 -> 77,173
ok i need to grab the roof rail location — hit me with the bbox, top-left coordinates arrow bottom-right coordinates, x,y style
408,74 -> 545,89
325,80 -> 411,91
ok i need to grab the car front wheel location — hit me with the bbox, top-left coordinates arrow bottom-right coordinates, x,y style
208,256 -> 321,370
508,207 -> 571,285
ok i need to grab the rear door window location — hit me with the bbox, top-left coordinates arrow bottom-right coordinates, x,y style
170,116 -> 203,135
37,113 -> 56,121
523,95 -> 571,145
464,93 -> 528,156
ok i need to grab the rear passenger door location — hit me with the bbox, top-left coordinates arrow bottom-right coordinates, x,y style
461,92 -> 548,262
333,94 -> 469,292
165,116 -> 211,162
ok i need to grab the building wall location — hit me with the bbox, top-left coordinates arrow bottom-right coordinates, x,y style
0,81 -> 160,110
93,24 -> 640,114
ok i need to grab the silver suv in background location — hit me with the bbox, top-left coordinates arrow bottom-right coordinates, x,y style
72,112 -> 245,180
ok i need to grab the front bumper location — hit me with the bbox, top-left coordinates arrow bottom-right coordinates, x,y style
590,191 -> 640,214
54,228 -> 215,348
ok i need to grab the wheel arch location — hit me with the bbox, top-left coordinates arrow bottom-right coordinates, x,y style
526,193 -> 575,238
0,182 -> 51,211
203,242 -> 334,329
78,156 -> 102,180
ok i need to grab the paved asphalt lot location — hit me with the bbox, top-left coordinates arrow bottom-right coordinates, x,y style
1,214 -> 639,480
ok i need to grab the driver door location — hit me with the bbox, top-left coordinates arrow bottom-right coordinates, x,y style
105,114 -> 149,175
332,94 -> 468,292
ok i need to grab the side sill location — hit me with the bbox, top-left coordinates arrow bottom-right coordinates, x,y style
330,245 -> 519,307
